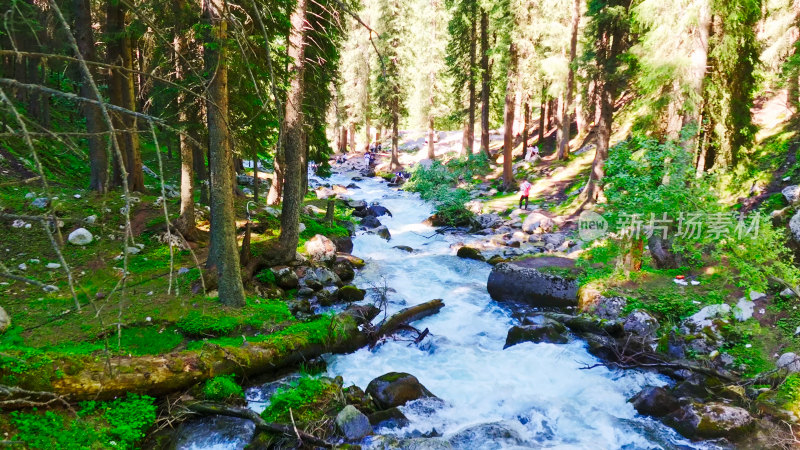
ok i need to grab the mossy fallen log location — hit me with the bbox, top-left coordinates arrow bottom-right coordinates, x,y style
3,306 -> 379,402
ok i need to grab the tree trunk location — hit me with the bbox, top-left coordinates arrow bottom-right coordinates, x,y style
557,0 -> 581,161
583,86 -> 612,202
253,155 -> 259,202
479,9 -> 490,158
691,2 -> 712,175
428,117 -> 435,159
277,0 -> 308,263
74,0 -> 108,193
174,4 -> 196,236
192,133 -> 210,205
364,75 -> 371,151
522,101 -> 529,153
348,123 -> 355,153
340,126 -> 348,152
391,99 -> 400,169
267,141 -> 283,205
462,1 -> 477,156
121,33 -> 143,192
204,0 -> 245,306
538,87 -> 546,146
502,43 -> 517,189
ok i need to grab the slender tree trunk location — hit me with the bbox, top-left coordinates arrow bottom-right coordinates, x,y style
364,71 -> 371,151
75,0 -> 108,192
479,9 -> 490,158
267,144 -> 283,205
122,31 -> 144,192
584,86 -> 612,202
193,142 -> 210,205
557,0 -> 581,160
340,126 -> 348,152
502,43 -> 517,189
204,0 -> 245,306
107,1 -> 127,188
174,3 -> 196,236
462,0 -> 477,156
691,2 -> 712,176
348,123 -> 356,152
538,87 -> 546,146
522,101 -> 530,152
277,0 -> 308,263
428,117 -> 435,159
575,89 -> 585,135
391,99 -> 400,169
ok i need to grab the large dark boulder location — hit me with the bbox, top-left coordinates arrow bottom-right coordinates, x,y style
456,246 -> 484,261
504,318 -> 568,348
361,215 -> 382,228
333,236 -> 354,253
367,407 -> 410,429
366,372 -> 435,409
367,205 -> 392,217
487,257 -> 579,308
336,285 -> 366,302
630,386 -> 680,417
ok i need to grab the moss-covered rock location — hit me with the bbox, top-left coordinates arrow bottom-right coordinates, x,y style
664,402 -> 754,439
336,285 -> 366,302
366,372 -> 435,409
456,246 -> 484,261
503,318 -> 568,348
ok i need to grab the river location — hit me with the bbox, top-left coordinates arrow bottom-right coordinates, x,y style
175,170 -> 711,449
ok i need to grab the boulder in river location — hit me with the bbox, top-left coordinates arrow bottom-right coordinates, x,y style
333,236 -> 354,253
448,422 -> 526,449
664,402 -> 754,440
629,386 -> 680,417
361,215 -> 382,228
504,318 -> 568,348
487,257 -> 579,308
367,205 -> 392,217
456,246 -> 484,261
366,372 -> 435,409
336,405 -> 372,440
332,259 -> 355,282
305,234 -> 336,263
375,226 -> 391,240
367,407 -> 410,429
473,213 -> 502,230
336,285 -> 366,302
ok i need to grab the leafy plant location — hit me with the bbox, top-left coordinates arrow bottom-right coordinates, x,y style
203,374 -> 245,401
255,268 -> 277,285
261,376 -> 339,424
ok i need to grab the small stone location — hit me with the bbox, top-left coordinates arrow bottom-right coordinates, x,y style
734,297 -> 755,321
145,316 -> 152,322
68,228 -> 94,246
126,246 -> 141,255
11,220 -> 27,228
46,263 -> 61,269
85,215 -> 97,224
73,194 -> 81,199
17,263 -> 27,271
31,197 -> 49,209
24,192 -> 36,199
777,352 -> 800,373
178,267 -> 190,275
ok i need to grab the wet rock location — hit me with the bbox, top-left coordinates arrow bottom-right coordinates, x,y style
332,260 -> 355,282
487,257 -> 579,308
361,215 -> 382,228
375,226 -> 391,240
521,212 -> 554,234
448,422 -> 525,449
313,267 -> 341,286
473,213 -> 502,230
297,287 -> 315,297
337,253 -> 365,268
0,306 -> 9,334
393,245 -> 414,252
336,285 -> 366,302
306,234 -> 337,263
504,318 -> 568,348
486,255 -> 508,265
456,246 -> 484,261
274,267 -> 299,289
622,310 -> 659,338
548,313 -> 623,337
346,199 -> 368,210
594,296 -> 627,321
300,272 -> 323,291
287,298 -> 312,315
630,386 -> 680,417
367,407 -> 410,429
664,402 -> 754,439
777,352 -> 800,373
336,405 -> 371,440
367,205 -> 392,217
333,236 -> 354,253
366,372 -> 435,409
67,228 -> 94,245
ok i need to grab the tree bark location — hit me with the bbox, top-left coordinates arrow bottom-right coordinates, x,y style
479,9 -> 490,158
584,86 -> 611,202
538,86 -> 546,146
204,0 -> 245,306
522,101 -> 529,153
267,141 -> 283,205
348,123 -> 356,152
174,1 -> 196,237
557,0 -> 581,160
428,117 -> 435,159
462,1 -> 477,156
121,32 -> 144,191
391,98 -> 400,169
502,43 -> 517,189
277,0 -> 308,263
691,2 -> 712,176
74,0 -> 108,193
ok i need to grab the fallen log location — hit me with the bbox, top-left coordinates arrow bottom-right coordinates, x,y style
182,402 -> 333,448
2,307 -> 378,402
371,299 -> 444,345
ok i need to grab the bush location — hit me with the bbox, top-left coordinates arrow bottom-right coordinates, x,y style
176,311 -> 238,337
203,374 -> 245,401
10,394 -> 156,450
255,268 -> 277,285
405,160 -> 476,226
261,376 -> 337,424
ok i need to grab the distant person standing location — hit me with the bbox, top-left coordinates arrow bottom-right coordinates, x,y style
519,179 -> 532,210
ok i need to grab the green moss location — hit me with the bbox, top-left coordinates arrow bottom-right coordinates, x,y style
261,376 -> 341,424
176,311 -> 239,337
255,268 -> 277,285
117,326 -> 183,355
203,374 -> 245,401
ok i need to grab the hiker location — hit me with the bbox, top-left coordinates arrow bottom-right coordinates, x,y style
364,151 -> 371,166
525,145 -> 539,161
519,179 -> 532,210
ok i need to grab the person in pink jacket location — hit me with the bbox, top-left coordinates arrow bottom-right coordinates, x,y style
519,179 -> 532,210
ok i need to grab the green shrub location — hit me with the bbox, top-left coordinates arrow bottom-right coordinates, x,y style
176,311 -> 238,337
778,373 -> 800,405
405,160 -> 475,226
299,215 -> 350,240
255,268 -> 277,285
203,374 -> 245,401
10,394 -> 156,450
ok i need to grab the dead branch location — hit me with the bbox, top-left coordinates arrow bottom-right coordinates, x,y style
0,176 -> 40,187
368,299 -> 444,348
0,384 -> 75,414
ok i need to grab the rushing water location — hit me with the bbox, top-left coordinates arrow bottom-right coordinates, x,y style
176,170 -> 711,449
